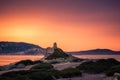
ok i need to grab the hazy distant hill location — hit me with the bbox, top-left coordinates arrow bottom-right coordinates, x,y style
68,49 -> 120,55
0,42 -> 120,55
0,42 -> 44,55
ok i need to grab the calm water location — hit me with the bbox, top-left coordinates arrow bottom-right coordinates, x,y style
0,55 -> 120,66
0,55 -> 44,66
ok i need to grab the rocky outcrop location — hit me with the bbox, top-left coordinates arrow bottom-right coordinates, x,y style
43,43 -> 77,62
45,48 -> 69,60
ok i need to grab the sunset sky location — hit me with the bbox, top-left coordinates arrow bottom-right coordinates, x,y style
0,0 -> 120,51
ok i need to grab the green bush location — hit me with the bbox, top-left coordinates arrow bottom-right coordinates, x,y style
61,68 -> 82,78
46,69 -> 61,78
29,72 -> 53,80
0,70 -> 34,80
31,63 -> 53,70
0,70 -> 57,80
77,58 -> 120,73
1,70 -> 35,77
0,66 -> 3,71
50,61 -> 60,64
106,65 -> 120,76
71,58 -> 83,62
0,63 -> 83,80
15,60 -> 33,66
96,58 -> 120,67
0,62 -> 60,80
0,75 -> 31,80
76,61 -> 104,73
32,60 -> 43,64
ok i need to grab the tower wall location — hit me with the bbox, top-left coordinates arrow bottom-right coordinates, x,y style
53,42 -> 57,49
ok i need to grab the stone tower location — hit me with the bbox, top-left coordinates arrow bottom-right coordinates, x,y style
45,42 -> 57,57
53,42 -> 57,49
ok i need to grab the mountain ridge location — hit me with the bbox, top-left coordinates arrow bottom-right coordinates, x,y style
0,42 -> 120,55
0,41 -> 44,55
68,49 -> 120,55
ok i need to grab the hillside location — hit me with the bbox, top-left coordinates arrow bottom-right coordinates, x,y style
68,49 -> 120,55
45,48 -> 69,60
0,41 -> 44,55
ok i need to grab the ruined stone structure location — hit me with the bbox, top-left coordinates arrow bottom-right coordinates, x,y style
53,42 -> 57,49
45,42 -> 57,57
43,42 -> 77,62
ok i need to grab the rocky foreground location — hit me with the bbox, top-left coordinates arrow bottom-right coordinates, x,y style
0,58 -> 120,80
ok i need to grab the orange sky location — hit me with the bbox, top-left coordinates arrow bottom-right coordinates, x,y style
0,0 -> 120,51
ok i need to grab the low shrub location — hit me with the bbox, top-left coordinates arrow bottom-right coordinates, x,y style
31,63 -> 53,70
71,58 -> 83,62
50,61 -> 60,64
15,60 -> 33,66
29,72 -> 53,80
46,69 -> 61,78
0,69 -> 58,80
106,65 -> 120,76
1,70 -> 35,77
0,75 -> 31,80
77,58 -> 120,73
0,66 -> 3,71
61,68 -> 82,78
0,70 -> 34,80
0,63 -> 83,80
32,60 -> 43,64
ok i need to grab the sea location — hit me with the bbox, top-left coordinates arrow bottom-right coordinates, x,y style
0,55 -> 120,66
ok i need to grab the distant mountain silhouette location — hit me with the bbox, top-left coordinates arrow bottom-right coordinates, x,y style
68,49 -> 120,55
0,42 -> 119,55
0,41 -> 44,55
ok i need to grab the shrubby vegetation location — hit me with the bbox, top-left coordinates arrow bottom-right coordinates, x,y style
32,60 -> 43,64
106,65 -> 120,76
31,63 -> 54,70
0,60 -> 43,71
15,60 -> 43,66
71,58 -> 84,62
61,68 -> 82,78
1,58 -> 120,80
0,70 -> 53,80
0,62 -> 82,80
28,71 -> 53,80
0,66 -> 3,71
0,62 -> 57,80
49,61 -> 60,64
76,58 -> 120,73
15,60 -> 33,66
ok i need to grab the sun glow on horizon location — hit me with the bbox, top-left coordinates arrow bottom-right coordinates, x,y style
0,0 -> 120,51
10,26 -> 39,37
